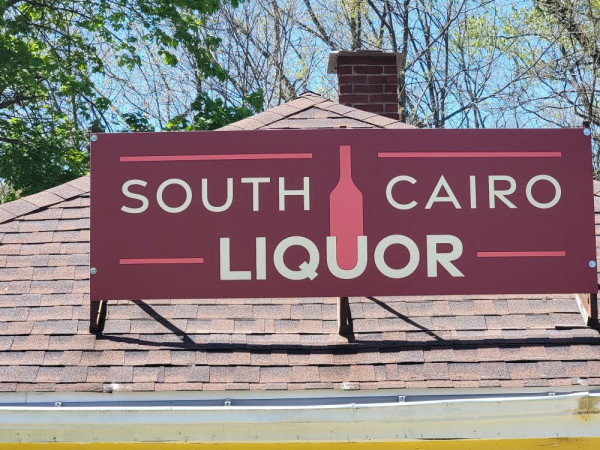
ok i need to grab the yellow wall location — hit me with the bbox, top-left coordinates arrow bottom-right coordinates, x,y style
5,438 -> 600,450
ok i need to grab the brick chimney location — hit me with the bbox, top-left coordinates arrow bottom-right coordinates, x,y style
328,51 -> 401,120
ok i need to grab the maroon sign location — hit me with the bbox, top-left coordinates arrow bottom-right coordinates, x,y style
90,128 -> 597,301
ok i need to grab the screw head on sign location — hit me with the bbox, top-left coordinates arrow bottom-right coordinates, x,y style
583,128 -> 592,136
589,261 -> 597,269
91,134 -> 98,142
90,267 -> 97,275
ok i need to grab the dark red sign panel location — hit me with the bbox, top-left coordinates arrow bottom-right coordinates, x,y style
90,128 -> 597,301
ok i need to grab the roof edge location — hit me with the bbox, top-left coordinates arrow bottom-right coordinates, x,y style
0,391 -> 597,443
0,175 -> 90,224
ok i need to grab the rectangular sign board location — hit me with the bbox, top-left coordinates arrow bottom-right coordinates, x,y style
90,128 -> 597,301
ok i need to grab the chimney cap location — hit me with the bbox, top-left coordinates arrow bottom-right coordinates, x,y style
327,51 -> 340,74
327,50 -> 403,74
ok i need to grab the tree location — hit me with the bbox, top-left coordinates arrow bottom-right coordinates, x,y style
208,0 -> 599,171
202,0 -> 328,108
5,1 -> 598,202
0,0 -> 260,202
210,0 -> 509,125
516,1 -> 600,170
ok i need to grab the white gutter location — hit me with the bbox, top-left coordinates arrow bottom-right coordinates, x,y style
0,391 -> 598,443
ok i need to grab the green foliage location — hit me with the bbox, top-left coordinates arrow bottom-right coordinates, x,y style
0,0 -> 246,202
122,113 -> 154,132
0,179 -> 18,203
1,119 -> 87,197
165,89 -> 264,131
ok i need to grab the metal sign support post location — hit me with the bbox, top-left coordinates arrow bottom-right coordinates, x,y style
90,300 -> 107,334
337,297 -> 351,336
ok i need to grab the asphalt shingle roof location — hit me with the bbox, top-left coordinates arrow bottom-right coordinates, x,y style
1,92 -> 599,393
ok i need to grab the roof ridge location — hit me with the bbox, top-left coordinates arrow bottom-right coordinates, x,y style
0,175 -> 90,224
314,101 -> 416,129
298,90 -> 324,97
217,94 -> 331,131
219,93 -> 417,131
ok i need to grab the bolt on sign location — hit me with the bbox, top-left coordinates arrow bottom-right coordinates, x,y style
90,128 -> 597,301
